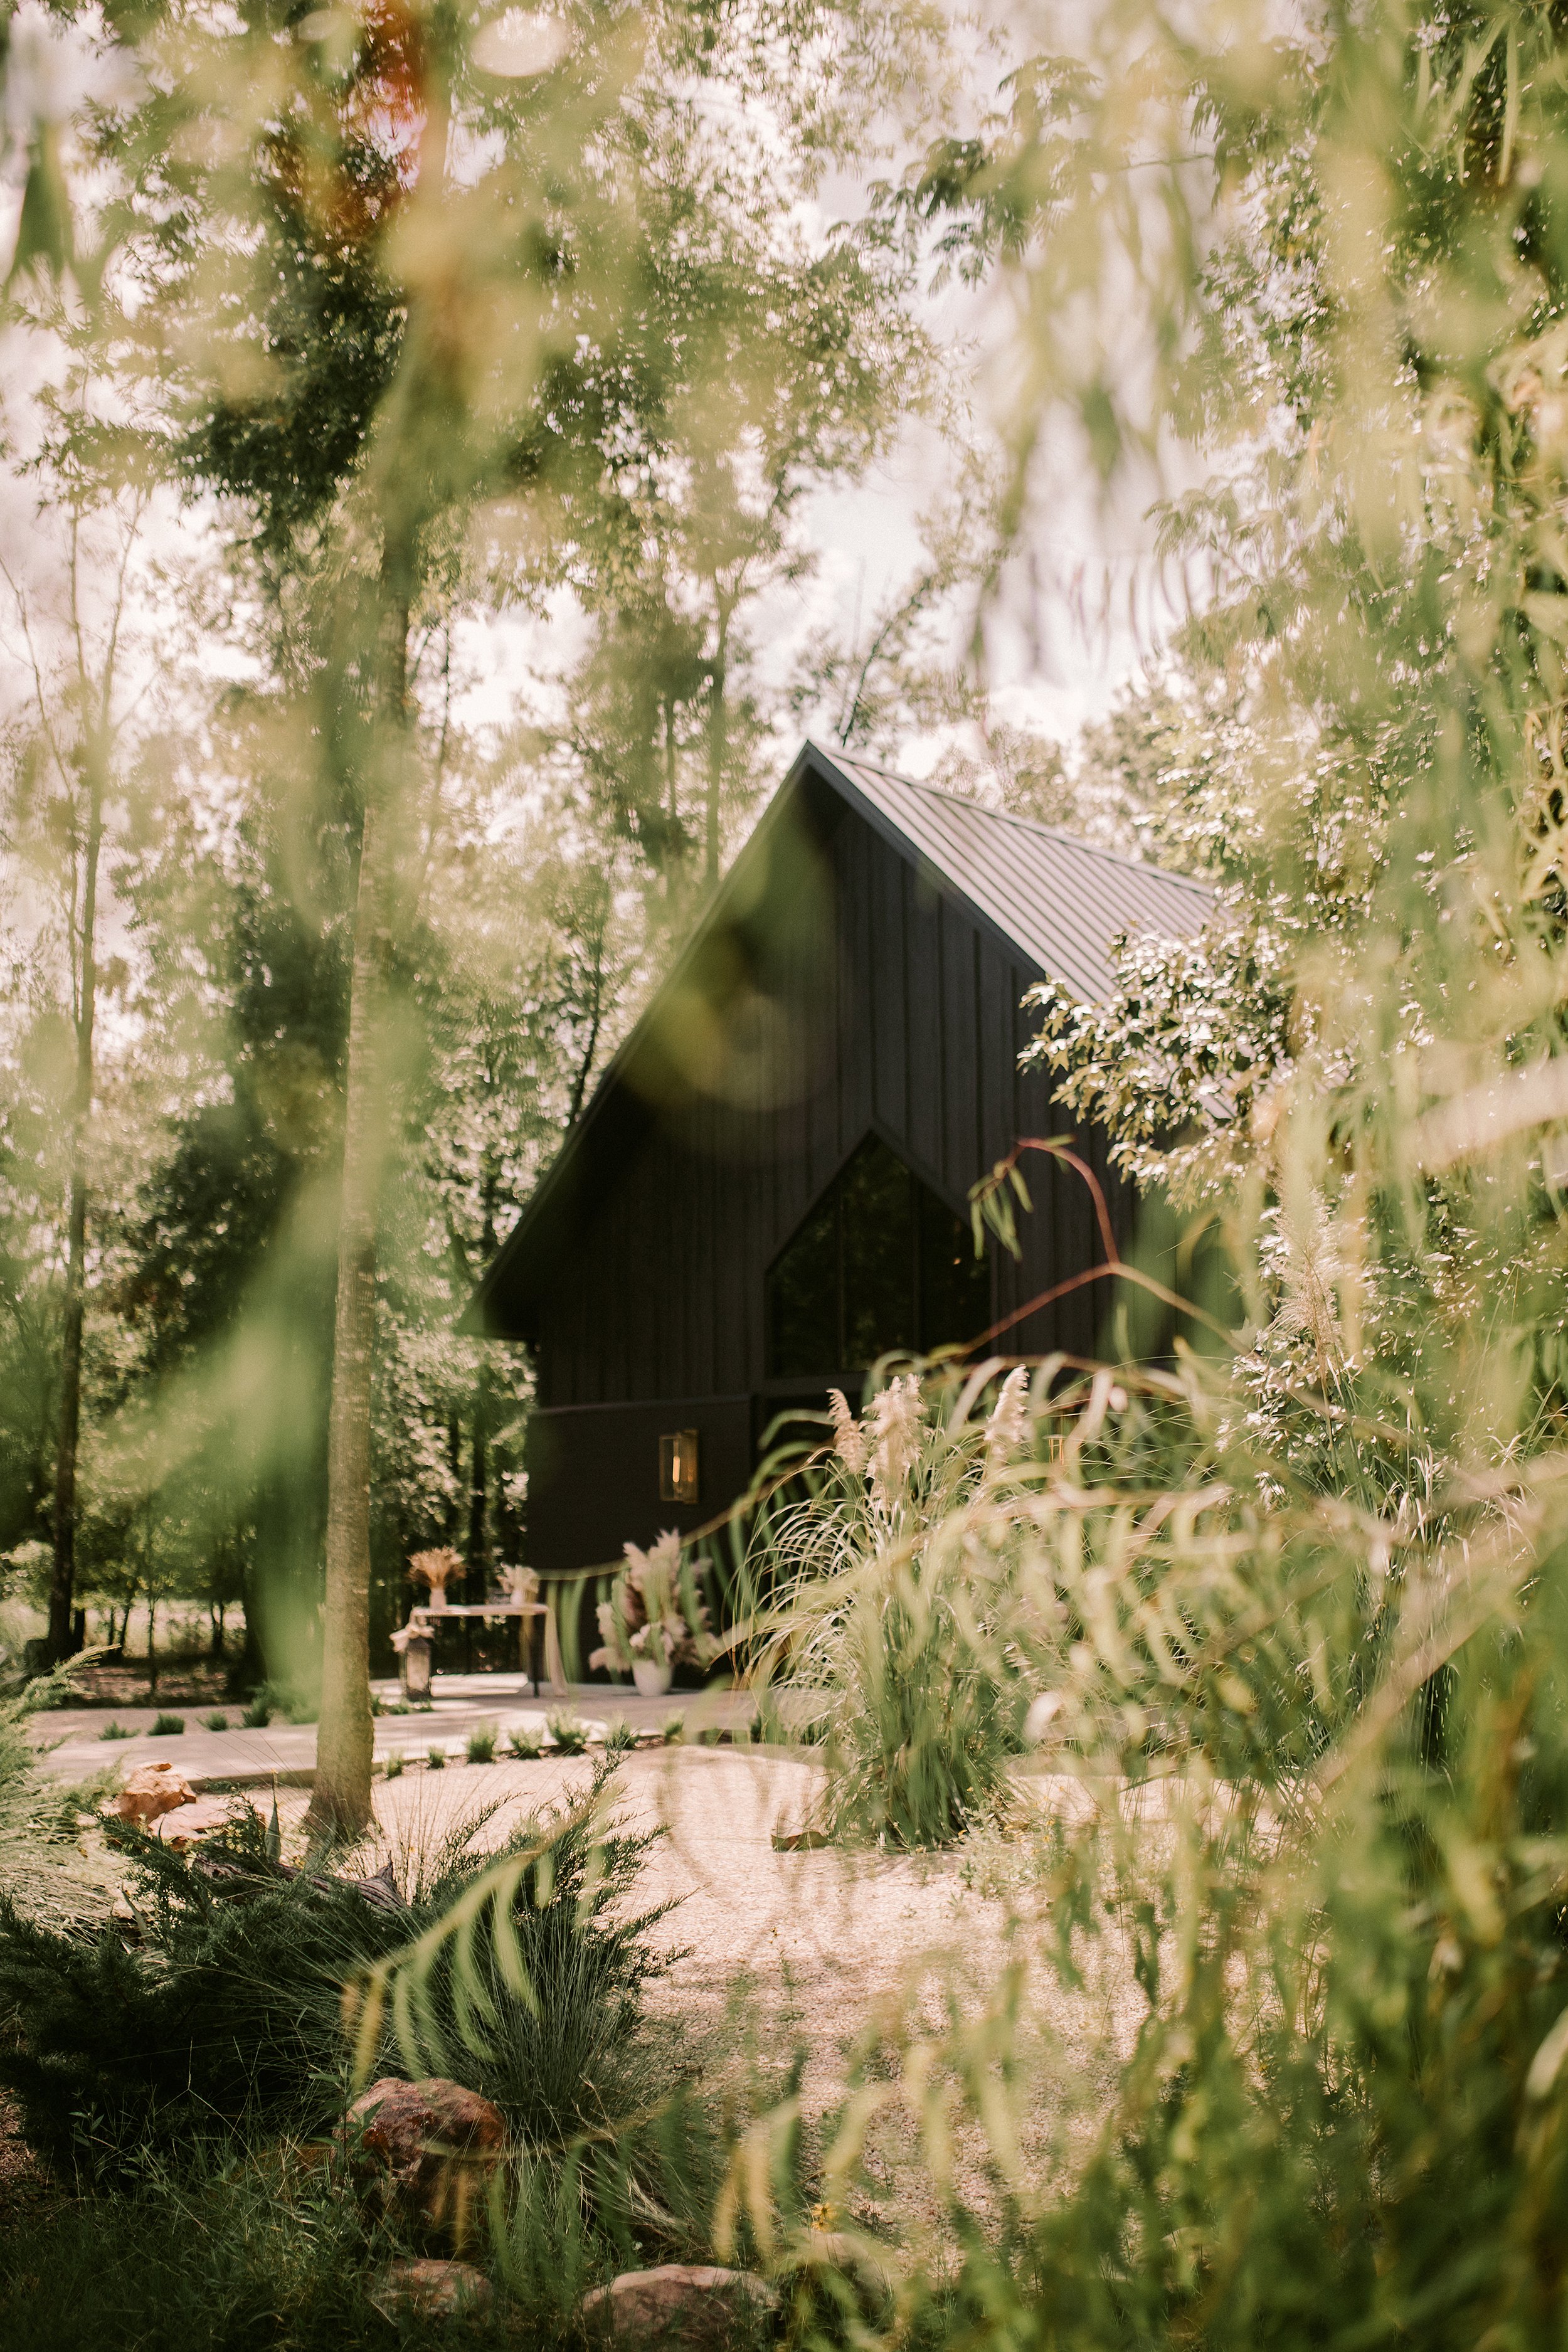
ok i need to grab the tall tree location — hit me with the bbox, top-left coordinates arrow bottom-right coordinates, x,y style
0,430 -> 150,1660
82,0 -> 940,1828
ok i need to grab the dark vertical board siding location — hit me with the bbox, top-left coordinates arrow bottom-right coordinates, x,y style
871,830 -> 908,1142
939,896 -> 970,1195
906,870 -> 942,1176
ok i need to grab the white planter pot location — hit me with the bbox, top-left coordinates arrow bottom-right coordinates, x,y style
632,1658 -> 673,1698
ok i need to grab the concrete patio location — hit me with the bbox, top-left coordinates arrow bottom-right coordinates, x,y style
26,1673 -> 763,1790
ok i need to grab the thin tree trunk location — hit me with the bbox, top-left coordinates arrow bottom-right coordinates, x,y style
308,568 -> 411,1837
465,1184 -> 496,1596
306,75 -> 446,1835
467,1378 -> 487,1591
705,621 -> 727,889
47,756 -> 103,1663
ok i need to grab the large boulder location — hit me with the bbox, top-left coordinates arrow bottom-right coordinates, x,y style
107,1762 -> 196,1824
370,2257 -> 493,2320
583,2264 -> 778,2343
344,2077 -> 506,2243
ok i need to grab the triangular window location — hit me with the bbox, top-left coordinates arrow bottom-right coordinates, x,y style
766,1135 -> 990,1378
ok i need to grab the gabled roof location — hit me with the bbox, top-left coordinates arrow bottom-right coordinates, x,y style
465,738 -> 1212,1337
822,746 -> 1214,1004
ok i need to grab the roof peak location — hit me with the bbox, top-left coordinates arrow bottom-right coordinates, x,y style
804,737 -> 1214,898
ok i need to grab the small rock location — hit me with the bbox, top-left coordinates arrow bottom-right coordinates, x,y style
107,1762 -> 196,1824
345,2077 -> 506,2242
583,2264 -> 778,2342
371,2257 -> 493,2319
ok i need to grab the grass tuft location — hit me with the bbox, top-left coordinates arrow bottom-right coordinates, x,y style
150,1713 -> 186,1737
426,1745 -> 447,1769
507,1723 -> 543,1759
546,1712 -> 589,1755
465,1723 -> 497,1764
98,1721 -> 132,1742
201,1711 -> 229,1732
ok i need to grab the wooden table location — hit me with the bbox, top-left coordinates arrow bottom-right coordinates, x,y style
405,1600 -> 559,1694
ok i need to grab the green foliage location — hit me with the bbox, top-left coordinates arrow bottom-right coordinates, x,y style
348,1766 -> 677,2156
0,1809 -> 410,2180
465,1724 -> 497,1766
201,1711 -> 228,1731
0,1773 -> 672,2185
149,1713 -> 183,1735
97,1721 -> 130,1741
506,1724 -> 543,1761
0,2158 -> 512,2352
238,1695 -> 272,1729
754,1369 -> 1039,1845
546,1714 -> 589,1757
426,1746 -> 447,1771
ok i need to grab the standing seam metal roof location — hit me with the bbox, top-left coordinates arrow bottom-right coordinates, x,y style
464,741 -> 1213,1332
815,743 -> 1214,1000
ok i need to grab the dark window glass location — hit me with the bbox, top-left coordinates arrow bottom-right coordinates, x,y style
919,1187 -> 993,1352
840,1143 -> 915,1367
767,1189 -> 839,1378
767,1135 -> 990,1376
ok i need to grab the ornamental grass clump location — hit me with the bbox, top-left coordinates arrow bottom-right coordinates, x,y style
752,1365 -> 1045,1846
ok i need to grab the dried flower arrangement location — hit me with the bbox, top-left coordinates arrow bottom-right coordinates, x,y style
588,1530 -> 718,1688
408,1546 -> 463,1608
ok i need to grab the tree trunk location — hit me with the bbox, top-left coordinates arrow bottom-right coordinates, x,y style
47,755 -> 103,1664
705,621 -> 728,888
307,567 -> 411,1837
467,1377 -> 487,1595
466,1182 -> 495,1595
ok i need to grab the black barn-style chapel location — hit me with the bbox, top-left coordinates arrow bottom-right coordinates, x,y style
466,739 -> 1211,1574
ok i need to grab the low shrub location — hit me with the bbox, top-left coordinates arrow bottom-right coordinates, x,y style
239,1695 -> 272,1729
427,1745 -> 447,1770
0,2154 -> 513,2352
150,1713 -> 185,1736
383,1750 -> 405,1780
507,1724 -> 543,1760
661,1712 -> 685,1745
466,1724 -> 497,1764
98,1722 -> 131,1742
603,1720 -> 637,1755
0,1766 -> 675,2183
201,1712 -> 229,1732
546,1713 -> 588,1756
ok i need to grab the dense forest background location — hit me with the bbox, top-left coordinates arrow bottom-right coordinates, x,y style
0,0 -> 1199,1695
